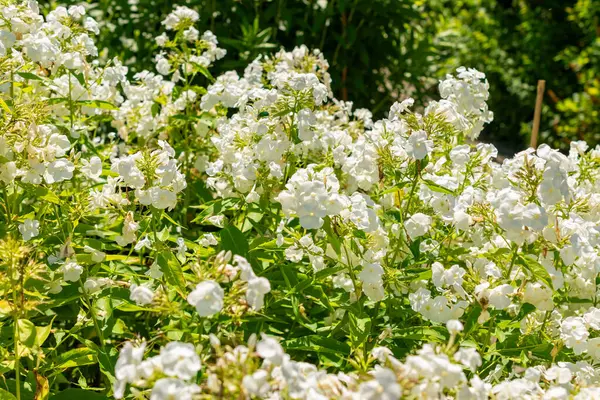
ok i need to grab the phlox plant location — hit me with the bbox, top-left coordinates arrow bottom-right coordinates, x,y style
2,1 -> 600,400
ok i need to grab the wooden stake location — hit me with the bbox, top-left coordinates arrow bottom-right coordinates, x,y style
530,80 -> 546,149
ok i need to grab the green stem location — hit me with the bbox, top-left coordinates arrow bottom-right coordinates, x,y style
506,245 -> 519,279
13,318 -> 20,400
363,301 -> 380,363
10,251 -> 21,400
403,161 -> 421,219
151,210 -> 162,244
79,280 -> 115,389
10,69 -> 14,99
343,243 -> 361,301
2,185 -> 10,224
79,280 -> 107,353
68,73 -> 74,130
539,310 -> 551,336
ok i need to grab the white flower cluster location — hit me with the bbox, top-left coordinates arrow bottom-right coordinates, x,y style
187,254 -> 271,315
200,40 -> 600,365
161,5 -> 199,31
558,308 -> 600,359
433,66 -> 493,139
201,46 -> 364,201
114,341 -> 201,399
110,5 -> 225,143
0,2 -> 128,187
0,123 -> 75,185
109,140 -> 186,211
111,69 -> 173,141
129,333 -> 600,400
410,286 -> 469,324
18,218 -> 39,241
276,165 -> 347,229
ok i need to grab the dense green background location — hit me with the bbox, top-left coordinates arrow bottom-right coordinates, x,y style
50,0 -> 600,153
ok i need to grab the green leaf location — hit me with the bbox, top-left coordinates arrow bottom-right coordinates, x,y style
17,72 -> 43,81
76,100 -> 118,111
115,303 -> 158,312
104,254 -> 139,264
279,264 -> 299,288
169,114 -> 202,122
1,380 -> 34,400
495,326 -> 506,343
422,179 -> 455,195
348,312 -> 371,346
72,72 -> 86,86
49,389 -> 108,400
161,211 -> 182,229
190,198 -> 240,222
151,102 -> 160,117
156,226 -> 170,242
392,326 -> 447,342
515,302 -> 536,320
17,319 -> 37,348
0,388 -> 17,400
322,217 -> 341,256
463,304 -> 482,334
46,97 -> 67,105
156,251 -> 187,296
220,225 -> 249,257
0,98 -> 11,114
191,62 -> 214,81
315,265 -> 346,280
34,187 -> 61,205
53,348 -> 97,370
35,323 -> 52,348
284,335 -> 350,355
517,255 -> 554,289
